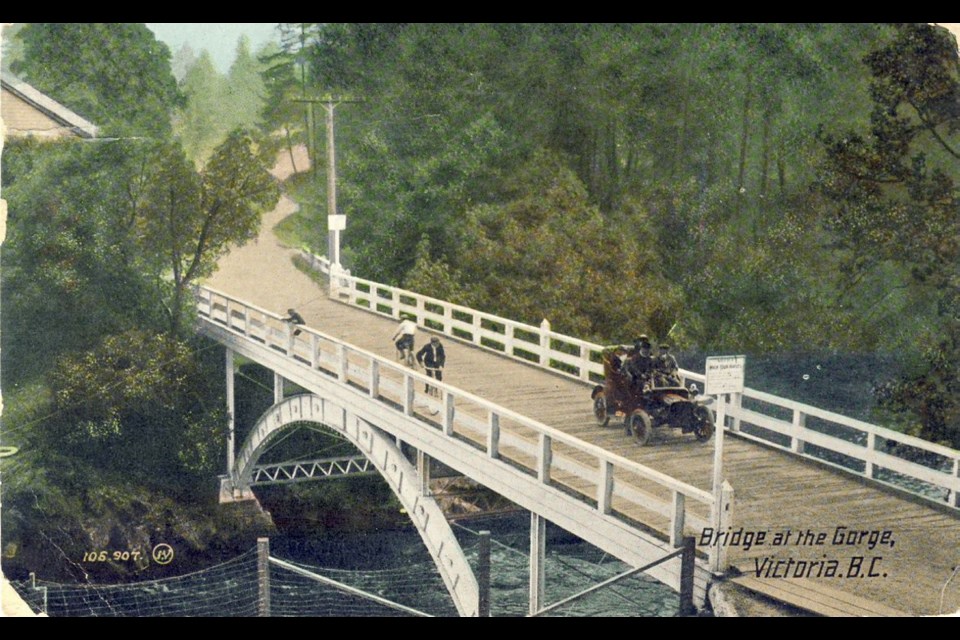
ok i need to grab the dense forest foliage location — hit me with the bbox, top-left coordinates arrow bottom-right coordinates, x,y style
262,23 -> 959,448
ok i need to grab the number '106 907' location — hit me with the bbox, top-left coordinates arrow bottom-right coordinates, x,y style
82,550 -> 142,562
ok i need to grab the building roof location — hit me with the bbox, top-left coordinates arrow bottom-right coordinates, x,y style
1,71 -> 99,139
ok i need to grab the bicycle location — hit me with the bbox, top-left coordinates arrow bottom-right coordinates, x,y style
395,335 -> 416,369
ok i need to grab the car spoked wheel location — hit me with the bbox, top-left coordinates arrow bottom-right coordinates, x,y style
593,393 -> 609,427
629,410 -> 652,446
694,406 -> 715,442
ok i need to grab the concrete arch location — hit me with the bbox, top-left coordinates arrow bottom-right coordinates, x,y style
231,393 -> 479,617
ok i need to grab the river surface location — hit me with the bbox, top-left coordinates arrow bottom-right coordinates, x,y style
267,511 -> 682,617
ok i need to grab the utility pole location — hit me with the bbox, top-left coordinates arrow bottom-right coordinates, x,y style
323,98 -> 341,267
293,95 -> 361,271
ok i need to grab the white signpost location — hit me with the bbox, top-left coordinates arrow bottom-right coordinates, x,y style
705,355 -> 745,571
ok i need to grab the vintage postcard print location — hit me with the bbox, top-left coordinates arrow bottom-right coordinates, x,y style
1,23 -> 959,618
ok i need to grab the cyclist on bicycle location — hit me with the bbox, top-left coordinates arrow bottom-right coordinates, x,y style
391,314 -> 418,365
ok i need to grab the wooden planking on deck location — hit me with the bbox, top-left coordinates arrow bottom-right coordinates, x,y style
729,574 -> 910,617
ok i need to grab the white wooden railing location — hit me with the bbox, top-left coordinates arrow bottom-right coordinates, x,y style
300,251 -> 960,510
196,285 -> 722,568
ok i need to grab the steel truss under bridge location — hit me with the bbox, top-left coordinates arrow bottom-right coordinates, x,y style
251,455 -> 374,485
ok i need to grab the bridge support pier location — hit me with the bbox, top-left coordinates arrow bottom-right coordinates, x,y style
417,450 -> 432,496
529,512 -> 546,615
226,348 -> 236,475
274,372 -> 285,404
219,347 -> 258,503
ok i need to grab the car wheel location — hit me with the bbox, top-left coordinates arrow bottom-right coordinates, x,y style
694,406 -> 715,442
630,410 -> 652,446
593,392 -> 610,427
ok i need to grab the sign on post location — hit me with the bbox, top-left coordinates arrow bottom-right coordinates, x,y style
704,355 -> 746,396
705,355 -> 745,572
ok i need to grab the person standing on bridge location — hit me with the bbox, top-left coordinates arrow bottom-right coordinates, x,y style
416,336 -> 446,397
281,308 -> 306,336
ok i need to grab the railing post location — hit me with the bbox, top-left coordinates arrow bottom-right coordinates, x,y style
403,375 -> 414,416
257,537 -> 271,617
488,413 -> 500,459
791,409 -> 806,454
443,392 -> 456,437
539,319 -> 550,366
953,458 -> 959,508
578,345 -> 589,382
710,481 -> 734,573
472,313 -> 482,346
731,392 -> 743,433
243,306 -> 250,336
670,491 -> 685,548
443,305 -> 452,338
369,358 -> 380,398
337,344 -> 348,382
865,431 -> 876,479
286,318 -> 294,355
505,323 -> 515,358
538,434 -> 552,484
225,299 -> 232,329
598,460 -> 614,515
310,334 -> 319,370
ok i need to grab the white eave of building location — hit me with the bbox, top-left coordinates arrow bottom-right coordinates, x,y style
1,70 -> 100,139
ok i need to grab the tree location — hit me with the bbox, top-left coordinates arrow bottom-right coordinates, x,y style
258,40 -> 304,170
46,329 -> 227,477
451,150 -> 682,342
170,42 -> 197,83
226,35 -> 266,132
176,49 -> 229,162
0,139 -> 163,384
12,23 -> 182,136
136,130 -> 280,335
819,23 -> 960,446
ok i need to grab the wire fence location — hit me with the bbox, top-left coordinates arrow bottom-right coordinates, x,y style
10,524 -> 681,617
11,550 -> 261,617
453,522 -> 680,617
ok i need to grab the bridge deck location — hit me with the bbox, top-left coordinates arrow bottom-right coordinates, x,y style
204,160 -> 960,616
728,573 -> 909,617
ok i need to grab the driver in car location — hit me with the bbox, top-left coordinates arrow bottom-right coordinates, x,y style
625,339 -> 655,392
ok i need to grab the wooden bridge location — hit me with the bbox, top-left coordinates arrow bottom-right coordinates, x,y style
200,264 -> 960,615
198,173 -> 960,617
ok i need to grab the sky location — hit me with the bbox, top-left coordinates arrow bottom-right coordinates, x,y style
146,23 -> 280,73
149,23 -> 960,74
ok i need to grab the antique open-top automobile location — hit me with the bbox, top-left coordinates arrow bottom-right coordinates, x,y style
591,346 -> 715,446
